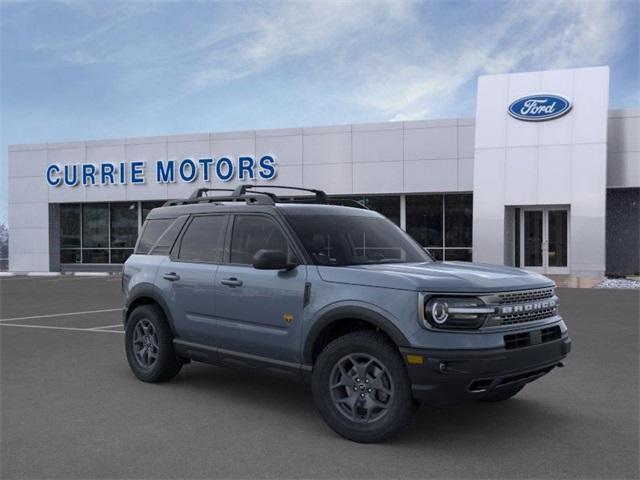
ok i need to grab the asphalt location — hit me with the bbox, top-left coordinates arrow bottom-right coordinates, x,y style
1,276 -> 638,479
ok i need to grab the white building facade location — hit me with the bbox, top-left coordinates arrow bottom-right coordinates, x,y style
7,66 -> 640,276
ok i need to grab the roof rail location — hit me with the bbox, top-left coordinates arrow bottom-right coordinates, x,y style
188,188 -> 235,199
163,185 -> 369,210
163,189 -> 275,206
232,185 -> 329,204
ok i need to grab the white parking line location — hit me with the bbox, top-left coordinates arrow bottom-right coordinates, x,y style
89,324 -> 124,330
0,308 -> 122,323
0,323 -> 124,333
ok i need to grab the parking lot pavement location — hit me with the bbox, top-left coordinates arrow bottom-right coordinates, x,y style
1,277 -> 638,479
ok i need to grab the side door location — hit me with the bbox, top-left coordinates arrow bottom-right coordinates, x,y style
214,213 -> 307,364
157,214 -> 228,346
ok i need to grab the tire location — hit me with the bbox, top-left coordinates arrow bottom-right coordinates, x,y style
478,385 -> 524,402
312,330 -> 417,443
125,304 -> 182,383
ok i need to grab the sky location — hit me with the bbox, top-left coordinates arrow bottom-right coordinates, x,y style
1,0 -> 638,226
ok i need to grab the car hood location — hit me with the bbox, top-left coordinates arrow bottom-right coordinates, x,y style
316,261 -> 554,293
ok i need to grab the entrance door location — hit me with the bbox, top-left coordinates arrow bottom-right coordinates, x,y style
519,207 -> 569,274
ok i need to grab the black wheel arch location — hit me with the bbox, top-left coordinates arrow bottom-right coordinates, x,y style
125,284 -> 177,336
303,305 -> 410,365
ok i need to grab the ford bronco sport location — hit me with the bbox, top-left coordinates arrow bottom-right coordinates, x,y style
123,185 -> 571,443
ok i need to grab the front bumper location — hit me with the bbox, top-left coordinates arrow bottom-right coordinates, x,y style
399,334 -> 571,407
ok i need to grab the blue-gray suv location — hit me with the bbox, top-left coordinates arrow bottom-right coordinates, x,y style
123,185 -> 571,443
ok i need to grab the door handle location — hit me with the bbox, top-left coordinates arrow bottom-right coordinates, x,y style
163,272 -> 181,281
220,277 -> 243,287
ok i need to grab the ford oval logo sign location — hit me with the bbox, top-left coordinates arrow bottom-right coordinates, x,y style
508,94 -> 572,121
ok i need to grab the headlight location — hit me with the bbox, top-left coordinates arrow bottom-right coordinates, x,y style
423,297 -> 495,329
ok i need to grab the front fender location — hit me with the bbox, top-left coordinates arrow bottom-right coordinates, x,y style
302,302 -> 411,364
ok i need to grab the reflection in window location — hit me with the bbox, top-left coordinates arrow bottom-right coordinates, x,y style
444,195 -> 473,247
110,249 -> 134,264
83,249 -> 109,264
60,204 -> 81,248
230,216 -> 290,264
179,215 -> 227,263
406,194 -> 473,261
59,201 -> 167,265
348,195 -> 401,226
82,204 -> 109,248
444,249 -> 472,262
428,248 -> 443,261
60,249 -> 81,264
407,195 -> 443,247
110,203 -> 138,248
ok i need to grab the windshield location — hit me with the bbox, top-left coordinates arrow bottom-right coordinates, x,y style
286,214 -> 432,266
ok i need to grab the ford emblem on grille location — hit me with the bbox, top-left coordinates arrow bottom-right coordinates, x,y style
508,94 -> 572,121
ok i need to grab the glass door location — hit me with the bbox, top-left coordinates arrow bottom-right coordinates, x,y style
519,207 -> 569,274
546,209 -> 569,274
522,210 -> 544,272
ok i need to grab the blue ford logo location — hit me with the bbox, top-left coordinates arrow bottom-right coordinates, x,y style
508,94 -> 572,121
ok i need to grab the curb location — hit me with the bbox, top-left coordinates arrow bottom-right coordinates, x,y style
0,272 -> 118,277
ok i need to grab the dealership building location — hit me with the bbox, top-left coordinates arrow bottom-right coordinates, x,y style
7,66 -> 640,276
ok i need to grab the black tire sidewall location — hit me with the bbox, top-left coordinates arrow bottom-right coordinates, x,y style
312,331 -> 416,443
125,304 -> 181,383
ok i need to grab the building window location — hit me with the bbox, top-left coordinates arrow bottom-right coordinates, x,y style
59,201 -> 166,265
406,193 -> 473,261
347,195 -> 401,226
110,203 -> 138,262
60,204 -> 81,263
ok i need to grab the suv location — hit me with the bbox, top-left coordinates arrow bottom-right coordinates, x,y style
123,185 -> 571,443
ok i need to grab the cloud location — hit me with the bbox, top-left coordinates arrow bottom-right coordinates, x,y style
348,0 -> 626,121
188,1 -> 414,90
2,0 -> 632,121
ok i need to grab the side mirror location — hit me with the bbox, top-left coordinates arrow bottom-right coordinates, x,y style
252,249 -> 297,270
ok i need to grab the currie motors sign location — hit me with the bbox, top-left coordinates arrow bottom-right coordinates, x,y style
508,94 -> 572,121
45,155 -> 277,187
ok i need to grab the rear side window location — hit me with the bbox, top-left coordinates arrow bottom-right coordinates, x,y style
178,215 -> 227,263
149,217 -> 187,255
135,218 -> 174,254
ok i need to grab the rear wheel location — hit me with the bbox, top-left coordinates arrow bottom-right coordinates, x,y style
312,331 -> 417,443
478,385 -> 524,402
125,304 -> 182,382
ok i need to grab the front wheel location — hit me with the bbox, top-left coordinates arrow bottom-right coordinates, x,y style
312,331 -> 417,443
125,304 -> 182,383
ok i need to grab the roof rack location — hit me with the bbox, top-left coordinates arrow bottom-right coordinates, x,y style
163,188 -> 275,207
162,185 -> 368,210
188,188 -> 235,199
232,185 -> 329,204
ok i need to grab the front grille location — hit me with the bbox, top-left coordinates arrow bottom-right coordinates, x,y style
496,287 -> 557,325
504,325 -> 562,350
500,307 -> 557,325
497,287 -> 555,304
